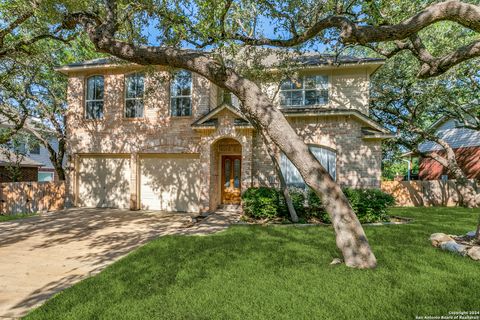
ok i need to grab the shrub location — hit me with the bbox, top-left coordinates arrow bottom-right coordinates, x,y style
242,187 -> 281,218
306,189 -> 330,223
242,186 -> 395,223
279,187 -> 306,218
342,188 -> 395,223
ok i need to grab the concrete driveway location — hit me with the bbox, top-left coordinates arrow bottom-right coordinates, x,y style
0,208 -> 235,319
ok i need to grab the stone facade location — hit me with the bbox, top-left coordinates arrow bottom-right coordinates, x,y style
62,63 -> 386,212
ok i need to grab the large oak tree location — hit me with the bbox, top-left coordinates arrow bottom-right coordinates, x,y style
4,0 -> 478,268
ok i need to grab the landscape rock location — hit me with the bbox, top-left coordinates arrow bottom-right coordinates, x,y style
467,246 -> 480,261
430,233 -> 454,247
466,231 -> 477,237
440,241 -> 467,256
330,258 -> 343,265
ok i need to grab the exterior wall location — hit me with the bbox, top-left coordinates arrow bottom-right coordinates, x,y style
419,146 -> 480,180
0,166 -> 39,183
66,67 -> 216,211
264,67 -> 371,115
27,139 -> 58,171
252,115 -> 382,188
65,65 -> 382,211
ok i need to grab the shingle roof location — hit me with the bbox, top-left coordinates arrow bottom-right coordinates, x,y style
0,149 -> 43,167
57,51 -> 384,70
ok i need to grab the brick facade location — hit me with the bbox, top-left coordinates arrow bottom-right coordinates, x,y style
63,64 -> 385,212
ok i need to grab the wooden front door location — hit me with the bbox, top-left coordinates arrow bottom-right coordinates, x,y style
221,155 -> 241,204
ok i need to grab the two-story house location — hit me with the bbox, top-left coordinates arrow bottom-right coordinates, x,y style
56,54 -> 391,213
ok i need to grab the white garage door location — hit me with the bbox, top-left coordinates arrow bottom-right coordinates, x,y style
140,154 -> 201,212
78,156 -> 131,209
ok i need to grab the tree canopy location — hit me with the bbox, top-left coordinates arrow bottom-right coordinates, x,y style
1,0 -> 479,268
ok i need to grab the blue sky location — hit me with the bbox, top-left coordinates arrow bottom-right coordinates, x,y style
143,15 -> 328,52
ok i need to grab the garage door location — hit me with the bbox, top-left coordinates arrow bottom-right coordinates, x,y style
140,154 -> 201,212
78,156 -> 131,209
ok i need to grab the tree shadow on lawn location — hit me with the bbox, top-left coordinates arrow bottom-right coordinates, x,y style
26,208 -> 480,320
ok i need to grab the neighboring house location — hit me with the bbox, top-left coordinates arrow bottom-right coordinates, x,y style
56,54 -> 392,213
0,117 -> 59,182
0,149 -> 42,182
418,118 -> 480,180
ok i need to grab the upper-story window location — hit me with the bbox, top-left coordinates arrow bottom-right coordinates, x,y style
125,72 -> 144,118
280,75 -> 328,107
170,70 -> 192,117
280,146 -> 336,188
85,75 -> 104,119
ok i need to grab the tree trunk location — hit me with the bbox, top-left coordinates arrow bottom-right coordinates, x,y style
262,132 -> 299,223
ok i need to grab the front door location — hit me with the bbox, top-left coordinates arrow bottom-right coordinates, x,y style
221,155 -> 241,204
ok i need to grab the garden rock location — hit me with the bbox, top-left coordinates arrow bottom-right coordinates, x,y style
430,233 -> 453,247
440,241 -> 467,256
467,246 -> 480,261
466,231 -> 477,237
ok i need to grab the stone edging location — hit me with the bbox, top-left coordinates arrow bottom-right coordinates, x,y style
430,232 -> 480,261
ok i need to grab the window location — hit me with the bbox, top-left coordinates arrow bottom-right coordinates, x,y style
170,70 -> 192,116
30,144 -> 40,155
280,75 -> 328,107
38,172 -> 54,182
85,75 -> 104,119
125,72 -> 144,118
280,146 -> 336,188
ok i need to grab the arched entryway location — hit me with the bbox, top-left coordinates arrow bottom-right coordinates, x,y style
210,138 -> 242,209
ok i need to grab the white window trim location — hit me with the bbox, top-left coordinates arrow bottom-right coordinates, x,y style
84,75 -> 105,119
124,72 -> 145,118
170,70 -> 193,117
279,75 -> 329,108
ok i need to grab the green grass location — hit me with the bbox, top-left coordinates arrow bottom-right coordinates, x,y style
0,213 -> 36,222
26,207 -> 479,320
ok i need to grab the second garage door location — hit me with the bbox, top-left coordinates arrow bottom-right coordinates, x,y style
140,154 -> 202,212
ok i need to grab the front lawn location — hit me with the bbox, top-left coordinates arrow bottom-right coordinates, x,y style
0,213 -> 37,222
26,207 -> 479,319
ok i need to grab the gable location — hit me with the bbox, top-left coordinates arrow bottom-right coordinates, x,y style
191,103 -> 252,128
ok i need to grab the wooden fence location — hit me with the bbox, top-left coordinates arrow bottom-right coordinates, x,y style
381,180 -> 479,207
0,181 -> 65,215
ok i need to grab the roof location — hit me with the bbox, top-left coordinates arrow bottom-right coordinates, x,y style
0,115 -> 56,134
419,118 -> 480,152
191,102 -> 250,127
0,149 -> 43,167
281,108 -> 393,137
55,51 -> 385,74
192,104 -> 392,139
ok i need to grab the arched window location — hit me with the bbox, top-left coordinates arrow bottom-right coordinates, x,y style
85,75 -> 104,119
125,72 -> 144,118
280,146 -> 336,188
170,70 -> 192,116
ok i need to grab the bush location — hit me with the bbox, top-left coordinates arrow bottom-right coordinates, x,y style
306,189 -> 330,223
242,187 -> 281,218
279,187 -> 306,218
342,188 -> 395,223
242,186 -> 395,223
